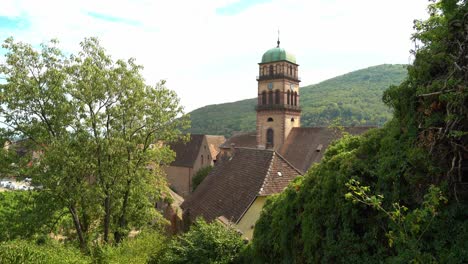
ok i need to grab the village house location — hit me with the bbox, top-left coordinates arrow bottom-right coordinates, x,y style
181,40 -> 373,239
165,134 -> 225,197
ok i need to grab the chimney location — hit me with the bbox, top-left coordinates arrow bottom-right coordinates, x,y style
230,143 -> 236,154
316,144 -> 323,152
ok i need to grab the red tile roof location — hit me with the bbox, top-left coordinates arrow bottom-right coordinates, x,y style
181,148 -> 301,223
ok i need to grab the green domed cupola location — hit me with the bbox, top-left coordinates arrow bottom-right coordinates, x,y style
261,39 -> 296,64
261,47 -> 296,64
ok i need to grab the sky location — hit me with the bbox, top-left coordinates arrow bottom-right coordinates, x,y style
0,0 -> 429,112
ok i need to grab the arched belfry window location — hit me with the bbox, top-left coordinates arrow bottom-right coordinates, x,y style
275,90 -> 280,104
267,117 -> 273,122
269,65 -> 273,75
266,128 -> 274,148
287,90 -> 290,105
261,91 -> 267,105
268,91 -> 273,105
294,92 -> 298,106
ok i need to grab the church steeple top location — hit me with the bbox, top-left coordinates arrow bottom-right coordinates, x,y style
277,29 -> 280,48
261,33 -> 296,64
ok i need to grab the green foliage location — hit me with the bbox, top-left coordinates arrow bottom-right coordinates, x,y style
153,218 -> 246,264
0,191 -> 63,242
93,230 -> 167,264
346,180 -> 449,262
190,64 -> 407,137
192,165 -> 213,191
0,239 -> 90,264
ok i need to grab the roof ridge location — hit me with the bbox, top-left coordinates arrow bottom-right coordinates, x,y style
274,151 -> 304,175
258,151 -> 276,195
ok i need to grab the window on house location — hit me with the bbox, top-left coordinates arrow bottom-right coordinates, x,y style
275,90 -> 280,104
266,128 -> 274,148
267,117 -> 273,122
291,118 -> 295,122
268,91 -> 273,105
262,91 -> 267,105
201,155 -> 204,165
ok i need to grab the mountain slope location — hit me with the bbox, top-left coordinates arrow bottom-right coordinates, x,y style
189,64 -> 407,136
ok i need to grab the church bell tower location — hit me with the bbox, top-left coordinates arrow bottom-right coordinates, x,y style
256,39 -> 301,150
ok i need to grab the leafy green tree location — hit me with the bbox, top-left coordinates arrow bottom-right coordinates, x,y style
152,218 -> 246,264
0,37 -> 189,250
192,165 -> 213,191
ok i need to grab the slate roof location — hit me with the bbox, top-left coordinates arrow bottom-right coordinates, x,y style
278,127 -> 373,173
181,148 -> 302,223
220,132 -> 257,149
168,134 -> 204,168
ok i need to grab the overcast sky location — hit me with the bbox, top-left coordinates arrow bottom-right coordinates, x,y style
1,0 -> 429,112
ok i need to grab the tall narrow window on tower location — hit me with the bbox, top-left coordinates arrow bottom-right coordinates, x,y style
268,91 -> 273,105
262,91 -> 267,105
275,90 -> 280,104
294,92 -> 298,106
287,90 -> 290,105
266,128 -> 274,148
269,65 -> 273,76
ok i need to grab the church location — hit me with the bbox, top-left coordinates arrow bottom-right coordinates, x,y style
181,40 -> 371,239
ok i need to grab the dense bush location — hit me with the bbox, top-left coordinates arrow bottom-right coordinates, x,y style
152,218 -> 246,264
192,166 -> 213,191
94,230 -> 167,264
0,239 -> 90,264
0,191 -> 62,241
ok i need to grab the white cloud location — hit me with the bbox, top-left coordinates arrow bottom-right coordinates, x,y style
0,0 -> 429,111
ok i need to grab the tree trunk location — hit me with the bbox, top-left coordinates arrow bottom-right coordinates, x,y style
69,205 -> 87,252
103,191 -> 111,243
115,179 -> 131,244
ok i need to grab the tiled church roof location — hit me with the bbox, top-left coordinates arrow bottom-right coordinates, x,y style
279,127 -> 374,173
220,132 -> 257,149
181,148 -> 301,223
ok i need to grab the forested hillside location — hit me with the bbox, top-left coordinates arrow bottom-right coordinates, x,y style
248,1 -> 468,262
190,64 -> 407,137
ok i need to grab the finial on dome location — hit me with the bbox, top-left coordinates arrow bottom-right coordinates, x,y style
277,29 -> 280,47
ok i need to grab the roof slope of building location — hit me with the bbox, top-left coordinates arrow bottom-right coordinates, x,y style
169,134 -> 205,168
278,127 -> 374,173
205,135 -> 226,159
220,132 -> 257,149
181,148 -> 301,223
